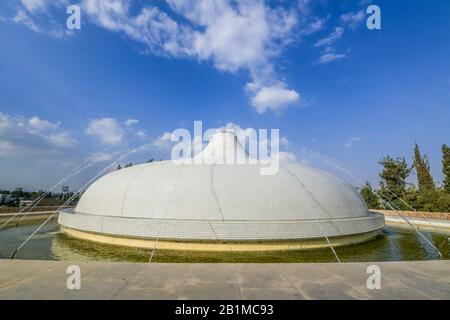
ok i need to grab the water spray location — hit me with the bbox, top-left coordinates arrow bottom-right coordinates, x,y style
9,142 -> 154,258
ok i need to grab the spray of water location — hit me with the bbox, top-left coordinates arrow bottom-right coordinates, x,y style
8,142 -> 154,258
0,148 -> 128,230
298,148 -> 445,259
376,191 -> 443,259
379,187 -> 447,235
0,162 -> 91,230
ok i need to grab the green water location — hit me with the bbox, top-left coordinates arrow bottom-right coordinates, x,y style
0,221 -> 448,263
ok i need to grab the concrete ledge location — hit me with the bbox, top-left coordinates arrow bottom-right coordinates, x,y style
376,209 -> 450,221
384,216 -> 450,234
0,211 -> 57,227
0,260 -> 448,300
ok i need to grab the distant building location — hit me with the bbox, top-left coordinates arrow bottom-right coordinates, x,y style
0,194 -> 12,205
19,200 -> 33,207
61,186 -> 71,200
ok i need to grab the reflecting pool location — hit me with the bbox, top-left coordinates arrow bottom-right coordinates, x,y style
0,221 -> 448,263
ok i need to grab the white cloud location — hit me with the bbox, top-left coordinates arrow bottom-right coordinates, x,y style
89,152 -> 113,163
0,112 -> 78,158
123,118 -> 147,140
278,151 -> 297,163
251,85 -> 300,113
10,0 -> 323,113
172,1 -> 297,72
135,129 -> 147,139
297,0 -> 312,15
80,0 -> 300,113
279,136 -> 289,147
13,1 -> 69,37
28,116 -> 59,131
13,9 -> 41,33
318,52 -> 347,64
125,119 -> 139,127
300,18 -> 326,36
298,147 -> 364,185
82,0 -> 196,57
314,27 -> 344,47
47,132 -> 78,148
152,132 -> 174,150
21,0 -> 46,13
340,10 -> 365,29
345,137 -> 362,148
0,140 -> 17,156
85,117 -> 125,145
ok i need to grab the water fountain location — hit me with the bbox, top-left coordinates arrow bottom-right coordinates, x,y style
58,131 -> 385,252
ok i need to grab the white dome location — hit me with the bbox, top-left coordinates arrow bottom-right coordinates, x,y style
59,131 -> 384,244
75,160 -> 368,221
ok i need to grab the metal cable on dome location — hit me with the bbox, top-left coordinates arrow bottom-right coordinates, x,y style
210,163 -> 226,221
148,162 -> 188,263
313,221 -> 341,263
146,164 -> 235,263
209,163 -> 234,252
284,166 -> 341,263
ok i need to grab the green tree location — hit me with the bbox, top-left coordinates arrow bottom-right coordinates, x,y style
116,164 -> 122,170
360,182 -> 380,209
413,143 -> 435,191
404,185 -> 418,209
436,190 -> 450,212
415,189 -> 440,212
378,156 -> 412,209
442,144 -> 450,193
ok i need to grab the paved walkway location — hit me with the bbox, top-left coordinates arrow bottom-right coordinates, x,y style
0,260 -> 449,299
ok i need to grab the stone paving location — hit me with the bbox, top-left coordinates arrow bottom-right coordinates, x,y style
0,259 -> 448,300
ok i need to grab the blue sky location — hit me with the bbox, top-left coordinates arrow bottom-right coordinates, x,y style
0,0 -> 449,191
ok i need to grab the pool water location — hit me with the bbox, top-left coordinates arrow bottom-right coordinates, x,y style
0,221 -> 448,263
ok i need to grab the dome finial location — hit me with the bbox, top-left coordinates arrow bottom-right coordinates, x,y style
196,129 -> 248,163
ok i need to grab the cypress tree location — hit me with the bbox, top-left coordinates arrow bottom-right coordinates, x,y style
360,182 -> 380,209
443,144 -> 450,193
378,156 -> 411,207
413,143 -> 435,191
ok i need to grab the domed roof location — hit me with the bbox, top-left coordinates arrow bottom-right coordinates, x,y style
75,131 -> 369,221
60,130 -> 383,243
